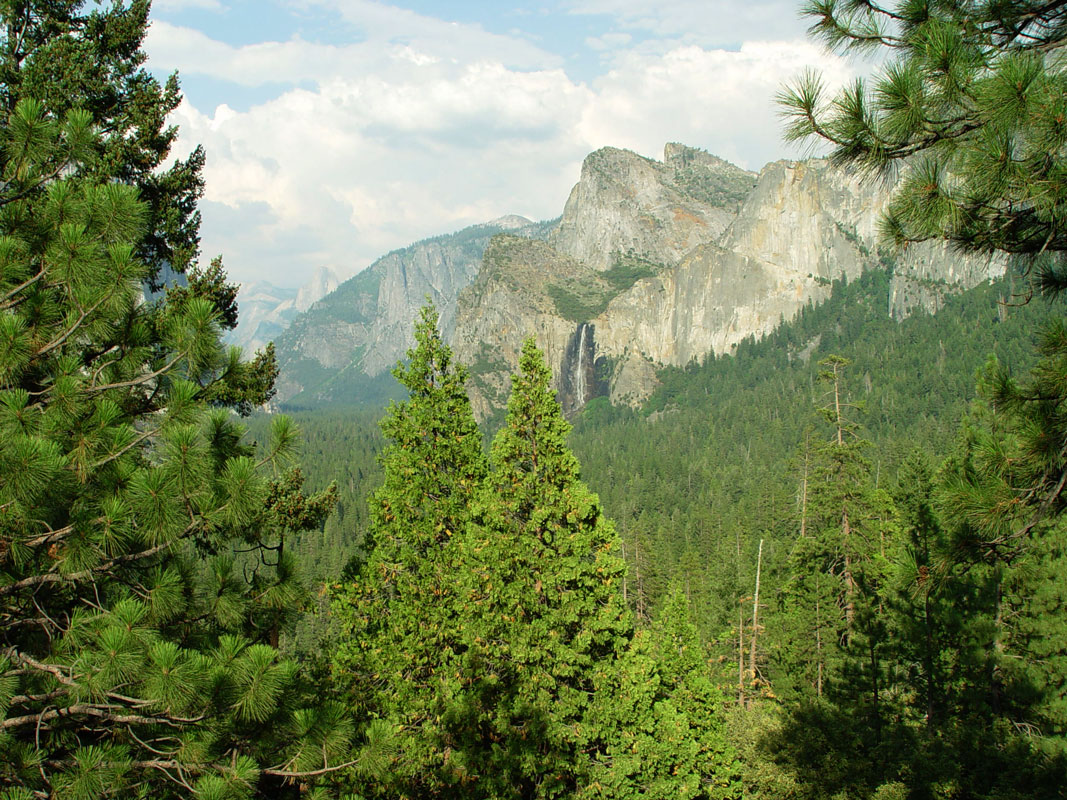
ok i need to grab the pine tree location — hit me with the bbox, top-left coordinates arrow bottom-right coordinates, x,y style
887,451 -> 954,729
772,356 -> 899,727
0,100 -> 361,799
779,0 -> 1067,275
330,305 -> 487,799
460,339 -> 632,799
0,0 -> 205,279
645,583 -> 738,800
582,584 -> 740,800
930,356 -> 1067,793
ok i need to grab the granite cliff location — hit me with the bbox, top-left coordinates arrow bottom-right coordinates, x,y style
272,215 -> 553,405
451,147 -> 1004,418
270,142 -> 1003,415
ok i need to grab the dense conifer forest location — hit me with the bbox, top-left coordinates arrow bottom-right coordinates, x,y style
2,0 -> 1067,798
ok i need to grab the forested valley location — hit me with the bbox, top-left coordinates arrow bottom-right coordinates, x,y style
2,1 -> 1067,799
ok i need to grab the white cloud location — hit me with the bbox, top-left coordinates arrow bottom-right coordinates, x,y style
146,1 -> 558,90
578,40 -> 854,169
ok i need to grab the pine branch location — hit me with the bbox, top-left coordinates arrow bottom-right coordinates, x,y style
263,757 -> 364,778
88,350 -> 186,394
32,290 -> 116,360
0,539 -> 174,597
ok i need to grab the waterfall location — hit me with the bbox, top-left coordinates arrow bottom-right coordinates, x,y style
576,323 -> 588,407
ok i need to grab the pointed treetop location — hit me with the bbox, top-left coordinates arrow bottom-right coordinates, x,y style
491,337 -> 579,488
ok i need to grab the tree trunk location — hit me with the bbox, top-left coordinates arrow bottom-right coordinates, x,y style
748,539 -> 763,697
738,601 -> 745,707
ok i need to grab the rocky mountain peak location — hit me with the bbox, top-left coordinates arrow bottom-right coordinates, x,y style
295,266 -> 345,313
550,145 -> 755,273
483,214 -> 535,231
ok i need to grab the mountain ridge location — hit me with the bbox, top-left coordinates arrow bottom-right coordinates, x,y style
269,142 -> 1004,415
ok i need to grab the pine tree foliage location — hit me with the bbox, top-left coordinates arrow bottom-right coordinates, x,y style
0,99 -> 354,800
330,305 -> 487,799
772,356 -> 898,705
0,0 -> 206,279
779,0 -> 1067,273
582,583 -> 739,800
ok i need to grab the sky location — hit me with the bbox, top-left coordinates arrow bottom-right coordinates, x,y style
146,0 -> 862,288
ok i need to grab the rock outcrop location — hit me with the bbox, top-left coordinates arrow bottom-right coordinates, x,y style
551,144 -> 755,271
227,267 -> 343,355
452,147 -> 1006,418
273,216 -> 553,405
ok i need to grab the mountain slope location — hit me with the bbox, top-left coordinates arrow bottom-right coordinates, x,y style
452,147 -> 1005,418
273,215 -> 554,406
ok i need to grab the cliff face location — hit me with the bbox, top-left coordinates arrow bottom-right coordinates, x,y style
550,144 -> 756,271
452,148 -> 1005,418
270,141 -> 1006,415
272,215 -> 552,405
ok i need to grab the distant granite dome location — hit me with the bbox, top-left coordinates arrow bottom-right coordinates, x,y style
227,266 -> 345,355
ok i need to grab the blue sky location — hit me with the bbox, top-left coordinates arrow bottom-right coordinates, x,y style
146,0 -> 859,288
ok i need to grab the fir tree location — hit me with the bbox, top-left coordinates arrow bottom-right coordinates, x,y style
0,0 -> 206,279
581,582 -> 739,800
460,339 -> 631,799
330,305 -> 487,799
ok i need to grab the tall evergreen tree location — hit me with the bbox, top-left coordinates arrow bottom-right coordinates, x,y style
772,356 -> 897,707
459,339 -> 632,799
581,582 -> 738,800
0,100 -> 359,800
330,305 -> 487,799
0,0 -> 205,279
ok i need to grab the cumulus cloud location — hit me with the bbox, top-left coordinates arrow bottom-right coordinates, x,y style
149,2 -> 856,287
578,40 -> 854,169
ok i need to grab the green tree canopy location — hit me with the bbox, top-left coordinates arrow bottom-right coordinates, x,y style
0,0 -> 206,279
0,88 -> 355,800
459,339 -> 632,799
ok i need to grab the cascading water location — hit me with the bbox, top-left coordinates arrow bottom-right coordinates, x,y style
561,322 -> 600,416
576,323 -> 588,408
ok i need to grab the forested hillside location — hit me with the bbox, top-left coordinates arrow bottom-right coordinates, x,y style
3,0 -> 1067,798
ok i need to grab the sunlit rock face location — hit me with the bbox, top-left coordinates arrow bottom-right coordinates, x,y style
271,142 -> 1003,414
550,144 -> 756,272
453,148 -> 1004,419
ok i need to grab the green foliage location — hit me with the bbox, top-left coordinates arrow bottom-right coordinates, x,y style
0,20 -> 353,796
547,254 -> 661,323
330,305 -> 488,798
547,282 -> 613,322
0,0 -> 205,279
779,0 -> 1067,283
602,253 -> 661,290
456,339 -> 634,798
582,584 -> 739,800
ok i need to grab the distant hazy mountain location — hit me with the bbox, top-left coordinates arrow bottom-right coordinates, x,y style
272,215 -> 555,407
228,266 -> 344,354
